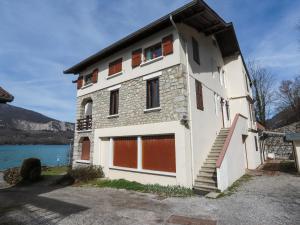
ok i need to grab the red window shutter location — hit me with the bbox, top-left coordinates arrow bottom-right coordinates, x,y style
81,137 -> 90,160
113,137 -> 137,168
108,58 -> 122,76
77,76 -> 83,89
92,69 -> 98,83
142,135 -> 176,172
195,80 -> 204,110
132,49 -> 142,68
162,35 -> 173,56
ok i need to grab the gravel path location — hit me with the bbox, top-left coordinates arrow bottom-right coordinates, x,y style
0,172 -> 299,225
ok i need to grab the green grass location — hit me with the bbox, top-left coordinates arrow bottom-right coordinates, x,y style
218,174 -> 252,198
42,166 -> 69,176
82,179 -> 194,197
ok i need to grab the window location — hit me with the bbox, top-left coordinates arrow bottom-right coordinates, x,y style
214,93 -> 218,115
113,137 -> 137,168
192,37 -> 200,64
109,89 -> 119,115
245,73 -> 249,92
225,100 -> 230,121
195,80 -> 204,110
219,67 -> 224,86
84,73 -> 93,86
84,101 -> 92,118
108,58 -> 122,76
144,43 -> 162,61
77,76 -> 83,89
254,136 -> 258,152
146,78 -> 160,109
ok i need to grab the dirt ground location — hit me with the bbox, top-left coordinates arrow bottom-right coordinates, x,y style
0,170 -> 299,225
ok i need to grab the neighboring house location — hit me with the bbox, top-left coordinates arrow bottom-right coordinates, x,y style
0,86 -> 14,103
64,0 -> 262,192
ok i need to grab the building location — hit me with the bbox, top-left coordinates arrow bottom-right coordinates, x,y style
64,0 -> 262,192
0,86 -> 14,103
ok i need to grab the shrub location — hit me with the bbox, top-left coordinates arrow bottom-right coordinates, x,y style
20,158 -> 41,182
68,166 -> 104,182
3,167 -> 22,185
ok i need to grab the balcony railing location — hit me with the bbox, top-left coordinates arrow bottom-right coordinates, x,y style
77,116 -> 92,131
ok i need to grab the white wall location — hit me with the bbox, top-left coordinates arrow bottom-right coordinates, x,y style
77,27 -> 180,97
245,132 -> 262,169
217,115 -> 248,191
293,141 -> 300,173
177,24 -> 230,179
92,121 -> 193,188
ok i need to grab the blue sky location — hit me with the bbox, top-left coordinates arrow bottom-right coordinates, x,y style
0,0 -> 299,122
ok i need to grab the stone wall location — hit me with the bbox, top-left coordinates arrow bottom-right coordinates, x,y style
72,64 -> 188,165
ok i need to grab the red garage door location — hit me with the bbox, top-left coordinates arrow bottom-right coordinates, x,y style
142,135 -> 176,172
113,137 -> 137,169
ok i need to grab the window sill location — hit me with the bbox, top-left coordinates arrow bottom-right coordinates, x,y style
109,166 -> 176,177
77,129 -> 92,133
140,56 -> 163,67
81,83 -> 93,89
107,114 -> 119,119
107,71 -> 123,79
144,107 -> 161,113
76,160 -> 91,164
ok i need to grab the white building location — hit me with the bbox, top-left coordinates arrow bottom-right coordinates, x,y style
64,0 -> 262,192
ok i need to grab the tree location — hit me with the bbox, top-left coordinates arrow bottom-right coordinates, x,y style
248,60 -> 276,126
277,75 -> 300,120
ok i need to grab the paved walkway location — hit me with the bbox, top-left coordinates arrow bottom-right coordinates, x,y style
0,172 -> 299,225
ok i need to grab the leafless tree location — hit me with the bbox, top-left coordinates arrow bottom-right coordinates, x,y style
248,60 -> 276,126
277,75 -> 300,120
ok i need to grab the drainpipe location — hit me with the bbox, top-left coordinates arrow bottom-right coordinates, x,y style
170,15 -> 195,187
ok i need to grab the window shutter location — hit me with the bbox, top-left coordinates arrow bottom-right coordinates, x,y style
132,49 -> 142,68
108,58 -> 122,76
195,80 -> 204,110
162,35 -> 173,56
92,69 -> 98,83
77,76 -> 83,89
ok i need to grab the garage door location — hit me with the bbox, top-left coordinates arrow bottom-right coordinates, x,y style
142,135 -> 176,172
113,137 -> 137,168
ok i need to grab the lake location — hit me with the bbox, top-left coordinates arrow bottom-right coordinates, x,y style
0,145 -> 72,170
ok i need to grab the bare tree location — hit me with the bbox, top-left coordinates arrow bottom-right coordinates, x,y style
248,60 -> 276,126
277,75 -> 300,120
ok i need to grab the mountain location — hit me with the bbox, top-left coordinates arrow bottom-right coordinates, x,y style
0,104 -> 74,145
266,107 -> 300,129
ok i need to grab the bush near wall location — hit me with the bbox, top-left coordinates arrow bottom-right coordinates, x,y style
67,166 -> 104,182
3,167 -> 22,185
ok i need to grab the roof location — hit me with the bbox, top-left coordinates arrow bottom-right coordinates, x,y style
0,86 -> 14,103
64,0 -> 244,75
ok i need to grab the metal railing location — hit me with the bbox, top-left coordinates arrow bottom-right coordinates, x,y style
77,116 -> 92,131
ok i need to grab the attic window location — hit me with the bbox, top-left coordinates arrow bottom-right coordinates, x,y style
144,43 -> 162,61
84,74 -> 93,86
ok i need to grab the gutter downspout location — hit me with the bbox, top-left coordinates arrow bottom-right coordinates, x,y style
170,15 -> 195,187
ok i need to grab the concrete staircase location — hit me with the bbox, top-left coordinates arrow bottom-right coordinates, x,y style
194,128 -> 230,194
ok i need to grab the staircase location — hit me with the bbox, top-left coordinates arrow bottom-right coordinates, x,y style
194,128 -> 230,194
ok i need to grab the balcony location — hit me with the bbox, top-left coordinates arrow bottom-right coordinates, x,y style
77,116 -> 92,131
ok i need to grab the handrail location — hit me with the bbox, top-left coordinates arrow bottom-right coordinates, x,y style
216,113 -> 247,168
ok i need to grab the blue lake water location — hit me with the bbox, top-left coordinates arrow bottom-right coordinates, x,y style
0,145 -> 71,170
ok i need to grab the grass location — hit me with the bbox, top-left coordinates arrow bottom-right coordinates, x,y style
42,166 -> 69,176
81,179 -> 194,197
218,174 -> 252,198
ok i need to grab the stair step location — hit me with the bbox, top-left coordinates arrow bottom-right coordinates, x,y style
210,149 -> 222,152
209,152 -> 220,157
207,155 -> 219,159
197,173 -> 217,180
202,165 -> 216,169
203,162 -> 216,167
199,171 -> 216,177
194,184 -> 218,192
195,176 -> 217,184
206,159 -> 217,163
195,180 -> 217,187
200,167 -> 216,173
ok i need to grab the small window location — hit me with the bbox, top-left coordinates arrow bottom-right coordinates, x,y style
109,89 -> 119,115
195,80 -> 204,110
254,136 -> 258,152
192,37 -> 200,64
225,100 -> 230,121
84,73 -> 93,85
108,58 -> 122,76
146,78 -> 160,109
144,43 -> 162,61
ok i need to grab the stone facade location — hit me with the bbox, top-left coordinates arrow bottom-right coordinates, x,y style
73,64 -> 188,165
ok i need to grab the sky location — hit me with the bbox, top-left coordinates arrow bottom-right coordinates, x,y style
0,0 -> 299,122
